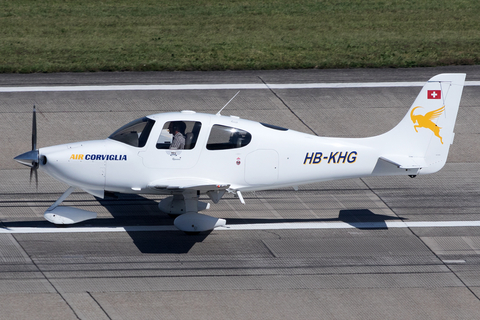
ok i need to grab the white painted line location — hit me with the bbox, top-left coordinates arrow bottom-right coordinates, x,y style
0,84 -> 265,92
218,220 -> 480,230
442,260 -> 466,264
1,81 -> 479,92
268,82 -> 427,89
403,221 -> 480,228
1,220 -> 479,234
0,226 -> 177,234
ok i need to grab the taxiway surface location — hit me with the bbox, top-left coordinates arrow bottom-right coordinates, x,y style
1,66 -> 480,319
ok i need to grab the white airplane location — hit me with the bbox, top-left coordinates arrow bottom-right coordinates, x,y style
14,73 -> 466,232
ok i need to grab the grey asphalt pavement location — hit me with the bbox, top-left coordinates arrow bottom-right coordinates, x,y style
1,66 -> 480,319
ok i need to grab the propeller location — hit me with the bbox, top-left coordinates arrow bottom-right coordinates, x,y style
14,106 -> 40,189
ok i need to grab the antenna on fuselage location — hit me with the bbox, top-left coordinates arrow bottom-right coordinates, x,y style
216,91 -> 240,116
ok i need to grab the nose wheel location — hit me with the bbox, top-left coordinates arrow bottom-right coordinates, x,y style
43,187 -> 97,225
158,192 -> 225,232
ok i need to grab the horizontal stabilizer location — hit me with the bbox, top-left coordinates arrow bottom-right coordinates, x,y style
379,155 -> 427,169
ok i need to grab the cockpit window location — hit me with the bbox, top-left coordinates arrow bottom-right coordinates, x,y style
156,121 -> 202,150
109,117 -> 155,148
207,125 -> 252,150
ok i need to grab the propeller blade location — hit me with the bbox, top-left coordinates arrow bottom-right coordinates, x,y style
29,167 -> 39,190
15,106 -> 40,190
32,105 -> 37,151
34,167 -> 38,189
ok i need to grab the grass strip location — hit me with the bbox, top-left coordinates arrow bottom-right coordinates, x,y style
1,0 -> 479,72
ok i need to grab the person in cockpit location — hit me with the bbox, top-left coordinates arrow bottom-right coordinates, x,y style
168,121 -> 186,149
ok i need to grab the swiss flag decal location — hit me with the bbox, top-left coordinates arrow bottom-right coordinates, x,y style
428,90 -> 441,99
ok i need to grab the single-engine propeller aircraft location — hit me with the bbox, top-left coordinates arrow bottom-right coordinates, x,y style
14,74 -> 465,232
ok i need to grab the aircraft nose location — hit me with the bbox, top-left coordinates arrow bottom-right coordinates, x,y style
14,150 -> 39,167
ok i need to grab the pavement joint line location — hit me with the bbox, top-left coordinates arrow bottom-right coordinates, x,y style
462,237 -> 480,255
294,194 -> 320,218
1,81 -> 480,92
258,198 -> 283,219
1,220 -> 480,233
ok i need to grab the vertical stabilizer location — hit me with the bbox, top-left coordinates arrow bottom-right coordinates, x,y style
377,73 -> 465,175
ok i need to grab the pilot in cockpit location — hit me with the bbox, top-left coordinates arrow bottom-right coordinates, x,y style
168,121 -> 186,149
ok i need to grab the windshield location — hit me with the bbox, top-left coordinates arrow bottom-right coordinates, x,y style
108,117 -> 155,147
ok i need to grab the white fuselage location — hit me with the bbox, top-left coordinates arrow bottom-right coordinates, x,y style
38,112 -> 381,196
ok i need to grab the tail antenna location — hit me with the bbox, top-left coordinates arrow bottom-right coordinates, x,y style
216,91 -> 240,116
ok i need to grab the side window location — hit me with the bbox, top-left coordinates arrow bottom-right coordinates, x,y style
207,125 -> 252,150
156,121 -> 202,150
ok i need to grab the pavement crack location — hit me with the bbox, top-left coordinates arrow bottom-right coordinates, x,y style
258,76 -> 318,135
87,291 -> 113,320
10,234 -> 82,320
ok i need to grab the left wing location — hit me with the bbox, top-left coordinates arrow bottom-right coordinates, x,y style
147,178 -> 230,203
148,178 -> 229,191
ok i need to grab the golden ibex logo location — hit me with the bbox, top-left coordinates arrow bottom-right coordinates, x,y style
410,106 -> 445,144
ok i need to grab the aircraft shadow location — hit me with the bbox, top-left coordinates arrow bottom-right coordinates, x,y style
3,195 -> 405,254
96,194 -> 210,254
225,209 -> 405,230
